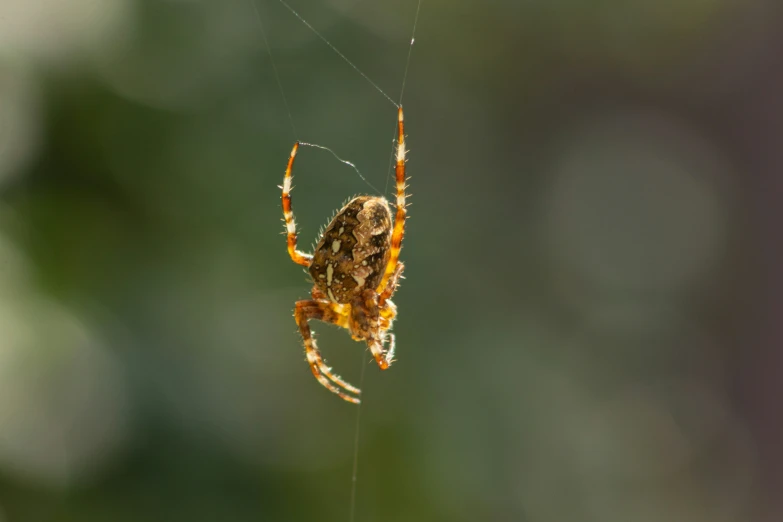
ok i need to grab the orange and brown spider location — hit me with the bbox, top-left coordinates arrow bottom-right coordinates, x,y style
281,107 -> 408,404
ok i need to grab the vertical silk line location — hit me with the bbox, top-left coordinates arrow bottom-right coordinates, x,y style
250,2 -> 424,521
348,352 -> 368,522
399,0 -> 424,107
354,2 -> 423,521
250,0 -> 298,140
385,0 -> 423,197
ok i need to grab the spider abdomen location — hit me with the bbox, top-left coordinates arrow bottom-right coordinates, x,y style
309,196 -> 392,304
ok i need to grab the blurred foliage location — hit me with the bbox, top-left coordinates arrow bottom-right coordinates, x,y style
0,0 -> 782,520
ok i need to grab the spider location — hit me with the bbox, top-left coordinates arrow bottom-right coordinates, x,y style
281,107 -> 408,404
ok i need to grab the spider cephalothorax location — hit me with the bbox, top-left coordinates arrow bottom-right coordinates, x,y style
281,107 -> 408,404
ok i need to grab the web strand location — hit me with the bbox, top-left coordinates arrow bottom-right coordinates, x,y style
399,0 -> 423,106
348,351 -> 368,522
251,0 -> 381,195
385,0 -> 423,197
299,142 -> 383,196
275,0 -> 399,109
249,0 -> 298,139
249,3 -> 423,522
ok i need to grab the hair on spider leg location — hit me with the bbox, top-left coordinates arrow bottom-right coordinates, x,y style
256,0 -> 423,515
280,106 -> 409,402
392,190 -> 412,210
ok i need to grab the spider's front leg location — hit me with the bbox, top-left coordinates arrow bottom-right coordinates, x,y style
376,106 -> 408,294
294,299 -> 360,404
281,142 -> 313,267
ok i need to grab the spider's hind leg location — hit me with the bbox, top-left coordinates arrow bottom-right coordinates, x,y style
294,299 -> 360,403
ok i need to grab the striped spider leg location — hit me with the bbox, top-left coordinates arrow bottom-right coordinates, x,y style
280,107 -> 409,403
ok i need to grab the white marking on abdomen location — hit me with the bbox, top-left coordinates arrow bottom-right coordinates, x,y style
327,288 -> 338,302
331,239 -> 341,253
326,263 -> 334,286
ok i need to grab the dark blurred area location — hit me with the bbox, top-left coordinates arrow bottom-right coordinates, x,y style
0,0 -> 782,520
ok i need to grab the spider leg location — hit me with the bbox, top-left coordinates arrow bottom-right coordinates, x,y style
281,142 -> 313,267
384,332 -> 396,366
379,262 -> 404,306
367,330 -> 395,370
294,299 -> 361,403
352,290 -> 394,370
311,286 -> 330,301
379,297 -> 397,329
376,107 -> 408,295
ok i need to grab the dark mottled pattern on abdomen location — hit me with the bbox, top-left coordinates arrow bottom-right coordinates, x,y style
309,196 -> 392,304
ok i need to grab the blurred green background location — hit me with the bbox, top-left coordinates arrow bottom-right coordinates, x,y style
1,0 -> 782,520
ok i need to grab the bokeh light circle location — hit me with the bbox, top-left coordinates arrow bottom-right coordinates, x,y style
544,108 -> 731,296
0,234 -> 130,488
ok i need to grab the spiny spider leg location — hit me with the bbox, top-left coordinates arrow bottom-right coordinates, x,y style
351,289 -> 394,370
379,262 -> 404,306
282,106 -> 410,403
376,106 -> 408,295
281,142 -> 313,267
294,300 -> 361,403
